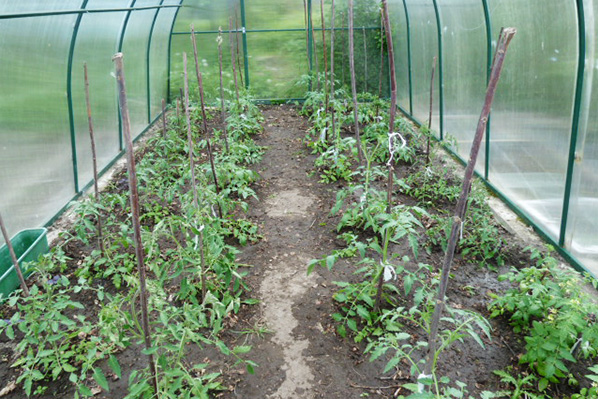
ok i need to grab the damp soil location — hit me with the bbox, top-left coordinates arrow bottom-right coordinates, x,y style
0,105 -> 591,399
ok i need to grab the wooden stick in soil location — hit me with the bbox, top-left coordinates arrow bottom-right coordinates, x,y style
310,2 -> 320,91
217,27 -> 230,153
378,7 -> 385,98
320,0 -> 329,120
426,57 -> 437,165
341,12 -> 346,84
112,52 -> 158,395
330,0 -> 336,142
190,25 -> 224,219
422,27 -> 516,380
229,18 -> 240,104
234,13 -> 244,88
348,0 -> 363,162
303,0 -> 310,72
161,98 -> 168,139
375,0 -> 398,312
0,213 -> 29,297
183,53 -> 207,302
84,63 -> 105,257
363,27 -> 368,93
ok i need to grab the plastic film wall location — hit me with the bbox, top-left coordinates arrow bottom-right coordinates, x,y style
0,2 -> 181,244
389,0 -> 598,274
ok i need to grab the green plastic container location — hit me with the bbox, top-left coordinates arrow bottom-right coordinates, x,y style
0,228 -> 48,298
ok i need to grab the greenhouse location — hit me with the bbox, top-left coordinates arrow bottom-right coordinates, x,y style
0,0 -> 597,398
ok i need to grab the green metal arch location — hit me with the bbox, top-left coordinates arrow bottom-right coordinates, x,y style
431,0 -> 443,140
66,0 -> 90,194
481,0 -> 492,180
559,0 -> 586,247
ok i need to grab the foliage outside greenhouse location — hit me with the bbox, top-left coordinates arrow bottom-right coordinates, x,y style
0,1 -> 598,399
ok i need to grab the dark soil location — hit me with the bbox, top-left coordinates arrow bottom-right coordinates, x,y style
0,105 -> 591,399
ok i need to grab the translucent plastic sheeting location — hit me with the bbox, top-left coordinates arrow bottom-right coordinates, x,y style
121,0 -> 160,137
247,32 -> 309,99
246,0 -> 305,30
565,0 -> 598,272
404,0 -> 440,137
0,2 -> 81,243
388,0 -> 410,113
71,0 -> 127,190
149,0 -> 180,118
487,0 -> 578,241
437,0 -> 487,173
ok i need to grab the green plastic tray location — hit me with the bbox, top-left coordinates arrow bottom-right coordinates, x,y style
0,228 -> 48,299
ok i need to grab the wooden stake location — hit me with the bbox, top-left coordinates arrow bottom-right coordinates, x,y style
84,63 -> 104,257
217,27 -> 230,153
422,27 -> 517,379
382,0 -> 397,133
363,27 -> 368,93
183,53 -> 200,211
310,2 -> 320,91
190,25 -> 224,219
234,13 -> 244,88
330,0 -> 336,142
378,8 -> 385,98
0,213 -> 29,297
348,0 -> 363,162
112,52 -> 158,395
303,0 -> 310,72
229,18 -> 240,104
320,0 -> 329,115
426,57 -> 437,165
341,12 -> 346,84
161,99 -> 168,139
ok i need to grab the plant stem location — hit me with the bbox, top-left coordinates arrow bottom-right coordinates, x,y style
426,57 -> 437,165
83,62 -> 104,257
0,213 -> 29,297
422,27 -> 517,378
217,27 -> 230,153
112,52 -> 158,395
229,18 -> 240,104
348,0 -> 363,163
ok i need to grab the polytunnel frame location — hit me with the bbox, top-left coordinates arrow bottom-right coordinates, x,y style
0,3 -> 183,230
394,0 -> 590,276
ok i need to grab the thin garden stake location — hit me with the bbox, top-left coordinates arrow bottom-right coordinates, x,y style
161,98 -> 167,139
422,27 -> 517,381
84,63 -> 105,256
112,52 -> 158,395
176,98 -> 180,120
375,0 -> 398,311
190,27 -> 223,218
348,0 -> 363,162
330,0 -> 336,143
0,213 -> 29,297
183,53 -> 199,211
341,12 -> 346,84
320,0 -> 329,121
234,13 -> 244,88
183,53 -> 207,302
229,18 -> 240,104
362,27 -> 368,93
218,27 -> 230,153
310,2 -> 320,91
303,0 -> 310,72
378,8 -> 385,98
426,57 -> 437,165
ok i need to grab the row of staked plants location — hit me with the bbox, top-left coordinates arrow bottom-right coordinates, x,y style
301,76 -> 598,398
0,87 -> 265,398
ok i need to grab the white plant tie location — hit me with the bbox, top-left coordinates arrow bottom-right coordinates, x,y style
319,126 -> 328,143
382,262 -> 397,282
387,132 -> 407,167
460,220 -> 465,241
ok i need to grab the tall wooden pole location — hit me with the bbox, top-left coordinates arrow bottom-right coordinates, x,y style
348,0 -> 363,162
0,213 -> 29,297
112,53 -> 158,395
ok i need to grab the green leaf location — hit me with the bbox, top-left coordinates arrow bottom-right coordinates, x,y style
538,377 -> 549,391
337,324 -> 347,338
93,368 -> 110,392
246,363 -> 255,375
347,318 -> 358,332
108,355 -> 121,379
383,356 -> 401,374
141,346 -> 160,355
325,255 -> 336,271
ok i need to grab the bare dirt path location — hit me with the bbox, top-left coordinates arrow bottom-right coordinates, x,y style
222,105 -> 390,398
